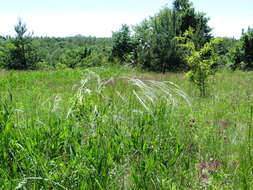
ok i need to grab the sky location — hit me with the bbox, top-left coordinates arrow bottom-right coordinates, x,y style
0,0 -> 252,38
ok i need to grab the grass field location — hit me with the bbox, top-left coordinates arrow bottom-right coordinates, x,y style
0,66 -> 252,189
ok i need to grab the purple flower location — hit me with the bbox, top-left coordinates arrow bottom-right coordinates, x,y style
199,162 -> 208,169
210,162 -> 221,167
208,169 -> 216,173
201,174 -> 209,179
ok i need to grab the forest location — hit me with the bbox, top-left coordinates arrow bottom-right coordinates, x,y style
0,0 -> 253,189
0,0 -> 252,72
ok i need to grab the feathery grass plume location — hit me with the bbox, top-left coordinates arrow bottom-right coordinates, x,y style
52,94 -> 62,112
68,70 -> 190,118
67,70 -> 112,119
126,78 -> 191,114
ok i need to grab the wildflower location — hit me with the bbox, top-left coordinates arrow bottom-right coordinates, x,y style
208,169 -> 216,173
210,162 -> 221,167
199,162 -> 208,169
201,174 -> 209,179
219,120 -> 229,127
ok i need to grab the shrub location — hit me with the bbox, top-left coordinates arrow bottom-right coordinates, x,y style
180,31 -> 221,96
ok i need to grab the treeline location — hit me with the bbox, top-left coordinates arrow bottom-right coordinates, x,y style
0,0 -> 253,72
0,20 -> 112,70
111,0 -> 253,72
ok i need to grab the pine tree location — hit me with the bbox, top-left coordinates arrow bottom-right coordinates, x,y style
6,18 -> 40,70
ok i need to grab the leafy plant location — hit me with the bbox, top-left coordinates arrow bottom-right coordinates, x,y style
180,30 -> 221,96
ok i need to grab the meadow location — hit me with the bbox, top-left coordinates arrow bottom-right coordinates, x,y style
0,66 -> 252,189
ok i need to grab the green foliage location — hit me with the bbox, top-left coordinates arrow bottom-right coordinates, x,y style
0,34 -> 112,70
4,19 -> 40,70
184,35 -> 221,96
227,28 -> 253,70
35,36 -> 112,69
0,1 -> 251,73
109,0 -> 212,72
0,41 -> 12,68
228,41 -> 245,70
0,0 -> 215,72
111,24 -> 134,63
132,19 -> 153,68
132,0 -> 212,72
146,9 -> 183,72
59,47 -> 92,68
133,9 -> 184,72
173,0 -> 212,49
80,51 -> 108,67
210,37 -> 236,69
242,27 -> 253,68
0,68 -> 253,189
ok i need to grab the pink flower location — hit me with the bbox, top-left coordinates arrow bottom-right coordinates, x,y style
210,162 -> 221,167
201,174 -> 209,179
219,120 -> 229,127
208,169 -> 216,173
199,162 -> 208,169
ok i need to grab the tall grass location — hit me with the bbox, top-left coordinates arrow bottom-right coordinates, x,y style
0,68 -> 252,189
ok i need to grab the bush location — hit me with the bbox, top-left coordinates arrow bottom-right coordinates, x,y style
183,36 -> 221,96
79,52 -> 108,67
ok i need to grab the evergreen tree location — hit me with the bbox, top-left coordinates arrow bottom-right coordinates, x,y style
111,24 -> 133,63
173,0 -> 212,49
242,27 -> 253,68
6,18 -> 40,70
132,0 -> 212,72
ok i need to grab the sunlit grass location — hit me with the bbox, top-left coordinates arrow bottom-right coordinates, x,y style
0,67 -> 252,189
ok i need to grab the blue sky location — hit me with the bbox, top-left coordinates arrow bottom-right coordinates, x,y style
0,0 -> 252,38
